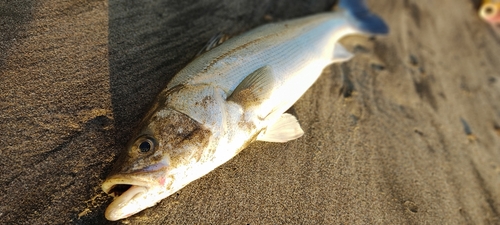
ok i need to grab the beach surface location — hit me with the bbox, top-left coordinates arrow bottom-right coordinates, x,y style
1,0 -> 500,224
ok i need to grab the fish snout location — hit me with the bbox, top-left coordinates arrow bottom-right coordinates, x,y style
104,185 -> 148,221
101,176 -> 158,221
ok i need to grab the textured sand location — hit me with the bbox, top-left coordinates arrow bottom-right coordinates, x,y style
1,0 -> 500,224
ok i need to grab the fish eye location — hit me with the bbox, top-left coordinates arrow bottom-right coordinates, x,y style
138,137 -> 155,153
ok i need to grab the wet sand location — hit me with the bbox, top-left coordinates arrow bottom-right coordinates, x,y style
1,0 -> 500,224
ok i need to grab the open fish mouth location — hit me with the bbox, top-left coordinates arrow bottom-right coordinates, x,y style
106,184 -> 133,197
102,176 -> 150,196
102,178 -> 152,221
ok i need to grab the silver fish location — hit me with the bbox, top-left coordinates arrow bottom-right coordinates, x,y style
102,0 -> 388,221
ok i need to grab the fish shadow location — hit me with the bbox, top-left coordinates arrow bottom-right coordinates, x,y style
0,0 -> 34,70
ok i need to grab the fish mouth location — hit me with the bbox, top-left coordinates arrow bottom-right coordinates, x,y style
102,176 -> 151,196
102,177 -> 155,221
101,160 -> 171,220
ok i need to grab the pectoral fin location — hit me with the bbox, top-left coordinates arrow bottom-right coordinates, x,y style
227,66 -> 275,107
332,43 -> 353,63
257,113 -> 304,143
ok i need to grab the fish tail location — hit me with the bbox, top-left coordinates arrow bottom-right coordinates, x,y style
339,0 -> 389,35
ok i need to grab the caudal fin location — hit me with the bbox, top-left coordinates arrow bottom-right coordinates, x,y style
339,0 -> 389,35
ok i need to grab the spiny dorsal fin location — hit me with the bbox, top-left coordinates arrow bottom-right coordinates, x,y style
195,33 -> 230,57
332,43 -> 353,63
227,65 -> 275,108
257,113 -> 304,143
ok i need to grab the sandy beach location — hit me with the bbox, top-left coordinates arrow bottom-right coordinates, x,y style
1,0 -> 499,224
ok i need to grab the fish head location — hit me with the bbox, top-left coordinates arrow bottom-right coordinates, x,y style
102,107 -> 212,221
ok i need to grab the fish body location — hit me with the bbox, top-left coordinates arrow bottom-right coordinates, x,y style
102,0 -> 388,221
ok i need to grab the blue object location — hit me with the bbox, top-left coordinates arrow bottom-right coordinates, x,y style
339,0 -> 389,34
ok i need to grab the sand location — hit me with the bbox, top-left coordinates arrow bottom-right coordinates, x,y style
1,0 -> 499,224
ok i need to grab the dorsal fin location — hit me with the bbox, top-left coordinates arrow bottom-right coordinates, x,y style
195,33 -> 230,57
257,113 -> 304,143
227,66 -> 275,108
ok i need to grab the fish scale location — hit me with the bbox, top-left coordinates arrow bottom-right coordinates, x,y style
169,14 -> 335,89
202,17 -> 351,123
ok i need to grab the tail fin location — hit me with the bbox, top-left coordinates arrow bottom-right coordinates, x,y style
339,0 -> 389,35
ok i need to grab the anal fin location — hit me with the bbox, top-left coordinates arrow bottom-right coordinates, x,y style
257,113 -> 304,143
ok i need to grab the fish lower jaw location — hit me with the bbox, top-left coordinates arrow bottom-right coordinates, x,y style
102,177 -> 161,221
104,184 -> 150,221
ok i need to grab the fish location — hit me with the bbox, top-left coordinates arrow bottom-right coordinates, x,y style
101,0 -> 389,221
479,0 -> 500,26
